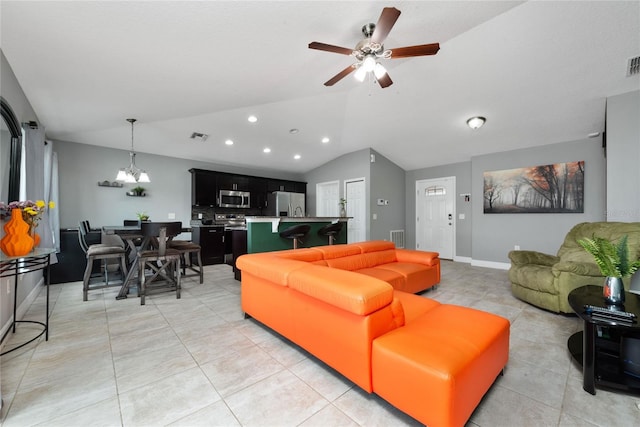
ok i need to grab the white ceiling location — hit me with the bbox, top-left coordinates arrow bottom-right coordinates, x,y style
1,1 -> 638,174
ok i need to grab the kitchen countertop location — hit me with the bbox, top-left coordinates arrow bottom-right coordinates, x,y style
245,216 -> 350,223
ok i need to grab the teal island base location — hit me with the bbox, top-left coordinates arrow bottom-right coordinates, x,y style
246,217 -> 349,253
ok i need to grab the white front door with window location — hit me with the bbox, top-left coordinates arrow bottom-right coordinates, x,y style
416,177 -> 455,259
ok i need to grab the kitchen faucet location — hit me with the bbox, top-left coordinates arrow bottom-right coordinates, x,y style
294,206 -> 303,217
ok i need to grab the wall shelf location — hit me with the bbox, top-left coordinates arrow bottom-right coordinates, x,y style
98,180 -> 123,188
126,192 -> 146,197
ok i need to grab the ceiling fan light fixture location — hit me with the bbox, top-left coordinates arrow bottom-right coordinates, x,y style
374,62 -> 387,79
466,116 -> 486,130
363,55 -> 376,72
354,65 -> 367,82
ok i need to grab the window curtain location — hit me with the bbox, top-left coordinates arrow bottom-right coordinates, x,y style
21,124 -> 59,258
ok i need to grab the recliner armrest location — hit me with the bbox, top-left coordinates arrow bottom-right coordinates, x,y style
508,250 -> 559,267
552,260 -> 602,276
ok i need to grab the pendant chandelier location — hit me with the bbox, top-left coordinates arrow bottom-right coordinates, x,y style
115,118 -> 150,183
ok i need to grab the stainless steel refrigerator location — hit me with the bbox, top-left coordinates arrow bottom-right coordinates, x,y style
267,191 -> 306,217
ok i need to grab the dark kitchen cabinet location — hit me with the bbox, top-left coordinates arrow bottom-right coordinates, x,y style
50,228 -> 100,284
216,172 -> 250,192
192,225 -> 225,265
266,179 -> 306,193
249,177 -> 267,209
231,229 -> 247,281
190,169 -> 216,207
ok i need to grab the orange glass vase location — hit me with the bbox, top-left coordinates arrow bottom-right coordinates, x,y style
1,208 -> 35,256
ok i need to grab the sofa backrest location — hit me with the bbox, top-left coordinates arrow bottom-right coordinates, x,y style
558,222 -> 640,263
287,265 -> 396,316
272,248 -> 325,262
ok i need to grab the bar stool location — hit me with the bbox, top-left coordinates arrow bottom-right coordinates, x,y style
138,222 -> 182,305
168,238 -> 204,284
279,224 -> 310,249
317,222 -> 343,245
79,221 -> 128,301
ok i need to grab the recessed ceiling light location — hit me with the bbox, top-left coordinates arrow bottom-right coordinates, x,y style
248,115 -> 258,123
294,154 -> 301,160
466,116 -> 486,130
225,139 -> 234,145
321,137 -> 330,143
289,128 -> 299,134
263,147 -> 271,153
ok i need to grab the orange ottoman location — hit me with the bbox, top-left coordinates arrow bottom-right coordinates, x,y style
371,304 -> 510,427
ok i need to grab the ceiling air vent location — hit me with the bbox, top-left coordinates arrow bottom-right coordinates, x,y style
190,132 -> 209,142
628,56 -> 640,76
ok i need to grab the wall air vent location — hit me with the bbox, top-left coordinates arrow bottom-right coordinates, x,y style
190,132 -> 209,142
628,56 -> 640,76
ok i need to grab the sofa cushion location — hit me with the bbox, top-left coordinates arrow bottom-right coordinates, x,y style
508,264 -> 557,294
375,262 -> 437,293
356,267 -> 405,290
288,265 -> 394,316
372,304 -> 510,427
394,249 -> 439,266
392,291 -> 441,323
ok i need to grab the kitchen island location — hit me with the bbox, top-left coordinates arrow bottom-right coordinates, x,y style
246,216 -> 349,253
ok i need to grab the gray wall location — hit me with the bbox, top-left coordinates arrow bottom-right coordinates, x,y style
606,90 -> 640,221
0,50 -> 42,338
54,139 -> 304,230
405,162 -> 472,257
471,138 -> 606,265
369,149 -> 405,241
304,148 -> 371,237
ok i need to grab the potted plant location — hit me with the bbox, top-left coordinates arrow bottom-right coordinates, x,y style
137,211 -> 150,222
132,186 -> 146,196
578,234 -> 640,304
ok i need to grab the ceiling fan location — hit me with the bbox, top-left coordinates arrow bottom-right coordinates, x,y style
309,7 -> 440,88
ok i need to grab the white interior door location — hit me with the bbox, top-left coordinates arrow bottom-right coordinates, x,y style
345,178 -> 366,243
416,177 -> 455,259
316,180 -> 339,216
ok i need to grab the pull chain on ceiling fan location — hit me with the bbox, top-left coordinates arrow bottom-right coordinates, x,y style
308,7 -> 440,88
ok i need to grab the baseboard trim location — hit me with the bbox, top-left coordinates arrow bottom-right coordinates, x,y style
471,259 -> 510,270
453,256 -> 472,264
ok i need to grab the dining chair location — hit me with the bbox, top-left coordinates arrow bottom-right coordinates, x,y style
167,225 -> 203,284
138,221 -> 182,305
79,221 -> 128,301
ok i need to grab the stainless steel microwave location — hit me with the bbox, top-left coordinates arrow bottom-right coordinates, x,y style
219,190 -> 250,208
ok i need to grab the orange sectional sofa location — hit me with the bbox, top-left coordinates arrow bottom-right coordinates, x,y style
236,241 -> 510,427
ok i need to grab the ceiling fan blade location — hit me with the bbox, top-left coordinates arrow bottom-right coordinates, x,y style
371,7 -> 401,45
308,42 -> 353,55
390,43 -> 440,58
324,65 -> 356,86
377,72 -> 393,88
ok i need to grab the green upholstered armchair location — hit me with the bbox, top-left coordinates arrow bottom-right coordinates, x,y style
508,222 -> 640,313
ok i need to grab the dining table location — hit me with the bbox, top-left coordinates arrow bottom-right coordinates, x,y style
102,224 -> 190,300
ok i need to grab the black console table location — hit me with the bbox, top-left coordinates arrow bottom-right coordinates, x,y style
567,285 -> 640,395
0,248 -> 55,356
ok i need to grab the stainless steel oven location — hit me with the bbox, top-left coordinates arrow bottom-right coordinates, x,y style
218,190 -> 250,208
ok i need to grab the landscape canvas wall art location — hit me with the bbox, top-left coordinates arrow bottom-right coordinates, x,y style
483,161 -> 584,213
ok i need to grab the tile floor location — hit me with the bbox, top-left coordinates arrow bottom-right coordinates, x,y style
1,261 -> 640,426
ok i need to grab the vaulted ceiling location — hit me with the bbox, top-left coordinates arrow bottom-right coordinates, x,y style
1,1 -> 638,173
